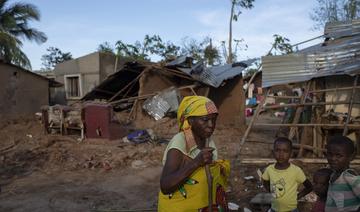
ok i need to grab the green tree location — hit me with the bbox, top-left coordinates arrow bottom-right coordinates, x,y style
203,38 -> 220,66
115,34 -> 180,61
227,0 -> 254,64
181,36 -> 221,66
221,38 -> 248,63
41,47 -> 72,70
311,0 -> 360,29
0,0 -> 47,69
97,42 -> 114,54
267,34 -> 293,56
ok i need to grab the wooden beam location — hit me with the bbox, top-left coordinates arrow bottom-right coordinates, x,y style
244,65 -> 262,93
254,123 -> 360,128
110,94 -> 155,104
288,81 -> 311,141
108,71 -> 145,102
308,86 -> 360,94
94,89 -> 116,95
263,101 -> 360,109
269,96 -> 301,99
238,89 -> 271,154
239,158 -> 360,164
292,143 -> 326,152
343,75 -> 359,136
110,84 -> 199,105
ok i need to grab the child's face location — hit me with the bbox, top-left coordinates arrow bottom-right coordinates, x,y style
273,142 -> 291,164
326,144 -> 352,172
313,174 -> 330,198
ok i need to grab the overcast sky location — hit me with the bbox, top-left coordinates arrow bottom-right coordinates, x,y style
22,0 -> 323,70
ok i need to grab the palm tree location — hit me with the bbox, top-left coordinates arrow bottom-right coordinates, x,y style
0,0 -> 47,69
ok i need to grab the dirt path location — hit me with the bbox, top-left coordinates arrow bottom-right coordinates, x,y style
0,166 -> 162,212
0,115 -> 345,211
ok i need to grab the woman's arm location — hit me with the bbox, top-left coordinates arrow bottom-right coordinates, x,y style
160,147 -> 213,194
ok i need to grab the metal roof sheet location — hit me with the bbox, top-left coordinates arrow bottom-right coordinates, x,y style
174,58 -> 256,87
325,19 -> 360,39
262,20 -> 360,88
202,58 -> 256,87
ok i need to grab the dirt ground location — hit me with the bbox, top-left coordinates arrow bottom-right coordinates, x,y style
0,114 -> 356,212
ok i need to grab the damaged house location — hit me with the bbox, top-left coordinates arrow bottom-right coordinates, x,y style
242,19 -> 360,158
0,59 -> 62,120
53,52 -> 132,104
82,56 -> 255,137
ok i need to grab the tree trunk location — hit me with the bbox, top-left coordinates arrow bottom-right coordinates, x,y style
227,1 -> 235,64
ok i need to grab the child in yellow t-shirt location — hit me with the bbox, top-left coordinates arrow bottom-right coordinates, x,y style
262,137 -> 312,212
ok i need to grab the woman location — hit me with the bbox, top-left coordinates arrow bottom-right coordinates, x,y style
158,96 -> 230,212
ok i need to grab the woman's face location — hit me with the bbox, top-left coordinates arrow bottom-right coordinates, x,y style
189,113 -> 218,139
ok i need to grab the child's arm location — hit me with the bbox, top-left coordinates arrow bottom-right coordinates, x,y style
297,179 -> 312,199
263,179 -> 270,193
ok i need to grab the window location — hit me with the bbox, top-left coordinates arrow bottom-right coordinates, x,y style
64,74 -> 82,98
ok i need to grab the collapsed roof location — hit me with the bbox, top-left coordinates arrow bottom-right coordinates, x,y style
82,57 -> 256,102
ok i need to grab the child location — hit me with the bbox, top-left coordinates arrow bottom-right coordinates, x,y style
262,137 -> 312,212
325,135 -> 360,211
311,168 -> 332,212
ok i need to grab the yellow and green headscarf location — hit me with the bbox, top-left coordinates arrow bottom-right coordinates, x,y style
177,96 -> 218,131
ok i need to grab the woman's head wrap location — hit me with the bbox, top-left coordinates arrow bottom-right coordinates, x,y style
177,96 -> 218,131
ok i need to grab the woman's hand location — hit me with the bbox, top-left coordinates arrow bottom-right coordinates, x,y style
194,147 -> 214,167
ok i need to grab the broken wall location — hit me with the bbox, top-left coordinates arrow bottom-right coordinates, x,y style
133,69 -> 177,133
0,63 -> 49,120
325,75 -> 360,116
209,75 -> 245,129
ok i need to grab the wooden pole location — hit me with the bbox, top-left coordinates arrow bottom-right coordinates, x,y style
288,81 -> 311,141
205,139 -> 213,212
110,85 -> 199,105
269,95 -> 301,99
244,65 -> 262,93
293,143 -> 326,152
253,123 -> 360,128
239,158 -> 360,164
238,89 -> 271,154
110,94 -> 155,104
263,100 -> 360,109
108,71 -> 145,102
343,75 -> 359,136
309,86 -> 360,94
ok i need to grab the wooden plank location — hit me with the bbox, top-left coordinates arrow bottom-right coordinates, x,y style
343,75 -> 359,136
108,71 -> 146,102
269,96 -> 301,99
309,86 -> 360,94
239,158 -> 360,164
263,101 -> 360,109
288,81 -> 311,141
254,123 -> 360,128
110,94 -> 155,104
238,89 -> 271,154
292,143 -> 326,152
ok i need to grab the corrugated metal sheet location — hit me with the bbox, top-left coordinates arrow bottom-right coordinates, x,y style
165,55 -> 193,67
201,58 -> 256,87
175,58 -> 256,87
262,20 -> 360,88
325,19 -> 360,38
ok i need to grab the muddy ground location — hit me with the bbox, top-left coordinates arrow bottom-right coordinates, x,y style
0,114 -> 355,212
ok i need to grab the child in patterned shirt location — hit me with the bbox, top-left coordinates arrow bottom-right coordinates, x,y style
325,135 -> 360,211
